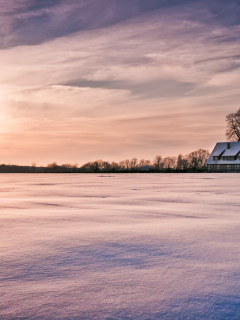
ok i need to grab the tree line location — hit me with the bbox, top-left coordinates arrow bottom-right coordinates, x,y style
46,148 -> 210,173
1,108 -> 239,173
0,148 -> 209,173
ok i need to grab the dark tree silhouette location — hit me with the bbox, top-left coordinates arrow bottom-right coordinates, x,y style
226,109 -> 240,141
153,155 -> 163,171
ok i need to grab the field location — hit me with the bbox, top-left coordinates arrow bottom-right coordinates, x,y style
1,173 -> 240,319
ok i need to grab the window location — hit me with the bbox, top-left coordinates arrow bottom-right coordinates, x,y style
223,156 -> 235,161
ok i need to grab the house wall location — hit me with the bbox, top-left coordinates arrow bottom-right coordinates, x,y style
207,164 -> 240,172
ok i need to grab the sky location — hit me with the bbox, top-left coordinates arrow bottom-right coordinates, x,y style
1,0 -> 240,166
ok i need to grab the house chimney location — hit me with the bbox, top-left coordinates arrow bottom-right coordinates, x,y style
227,142 -> 230,149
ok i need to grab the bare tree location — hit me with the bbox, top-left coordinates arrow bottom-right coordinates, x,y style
153,155 -> 163,171
46,162 -> 59,173
118,160 -> 131,171
130,158 -> 138,170
102,161 -> 111,171
176,154 -> 186,170
125,159 -> 130,170
138,159 -> 150,167
47,162 -> 58,168
61,163 -> 78,172
111,162 -> 120,172
163,157 -> 177,169
62,163 -> 73,169
196,149 -> 210,168
185,149 -> 210,170
226,109 -> 240,141
118,159 -> 131,171
118,160 -> 126,170
80,162 -> 94,172
186,151 -> 198,169
92,161 -> 100,172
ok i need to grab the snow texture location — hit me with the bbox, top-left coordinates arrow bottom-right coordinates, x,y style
1,173 -> 240,319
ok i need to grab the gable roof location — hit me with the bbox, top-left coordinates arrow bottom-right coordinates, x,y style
212,144 -> 226,157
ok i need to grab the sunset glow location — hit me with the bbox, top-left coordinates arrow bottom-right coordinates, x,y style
1,0 -> 240,165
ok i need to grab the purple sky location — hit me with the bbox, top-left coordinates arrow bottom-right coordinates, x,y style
1,0 -> 240,165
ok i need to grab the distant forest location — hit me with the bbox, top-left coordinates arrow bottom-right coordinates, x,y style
0,149 -> 210,173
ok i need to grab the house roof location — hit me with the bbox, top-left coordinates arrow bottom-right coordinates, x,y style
222,143 -> 240,156
206,142 -> 240,164
212,145 -> 226,157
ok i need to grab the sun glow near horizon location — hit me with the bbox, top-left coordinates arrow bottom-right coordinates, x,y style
0,1 -> 240,165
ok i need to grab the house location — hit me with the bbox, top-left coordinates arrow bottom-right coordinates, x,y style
206,142 -> 240,171
141,165 -> 150,172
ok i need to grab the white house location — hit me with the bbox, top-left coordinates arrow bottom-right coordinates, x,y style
206,142 -> 240,171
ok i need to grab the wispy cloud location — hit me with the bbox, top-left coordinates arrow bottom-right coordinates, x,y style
2,0 -> 240,49
0,0 -> 190,49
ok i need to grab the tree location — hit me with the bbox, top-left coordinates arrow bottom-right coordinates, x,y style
196,149 -> 210,168
101,161 -> 111,171
176,154 -> 187,170
47,162 -> 58,172
111,162 -> 120,172
186,151 -> 198,170
138,159 -> 150,167
130,158 -> 138,170
226,109 -> 240,141
163,157 -> 177,170
185,149 -> 210,170
61,163 -> 78,172
124,159 -> 130,171
118,161 -> 126,170
153,155 -> 163,171
47,162 -> 58,168
80,162 -> 94,172
92,161 -> 99,172
119,159 -> 131,171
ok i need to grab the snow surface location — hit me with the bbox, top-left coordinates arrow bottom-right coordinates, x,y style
1,173 -> 240,319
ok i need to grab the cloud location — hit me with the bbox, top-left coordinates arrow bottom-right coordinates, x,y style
2,7 -> 240,97
0,0 -> 186,49
1,1 -> 240,164
7,85 -> 132,119
1,0 -> 240,49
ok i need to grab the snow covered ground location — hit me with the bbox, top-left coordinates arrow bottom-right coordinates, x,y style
1,173 -> 240,319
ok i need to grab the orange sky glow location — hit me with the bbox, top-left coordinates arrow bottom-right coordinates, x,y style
1,1 -> 240,166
